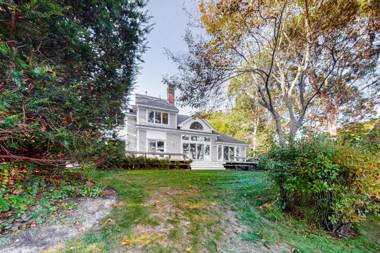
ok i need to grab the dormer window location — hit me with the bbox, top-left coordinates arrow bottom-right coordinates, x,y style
148,110 -> 169,125
190,121 -> 203,130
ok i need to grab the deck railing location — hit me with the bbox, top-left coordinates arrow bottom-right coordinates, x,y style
233,156 -> 247,162
125,151 -> 190,161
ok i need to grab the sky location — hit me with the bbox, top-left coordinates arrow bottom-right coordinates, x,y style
133,0 -> 198,114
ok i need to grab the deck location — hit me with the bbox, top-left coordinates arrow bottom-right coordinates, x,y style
125,151 -> 257,170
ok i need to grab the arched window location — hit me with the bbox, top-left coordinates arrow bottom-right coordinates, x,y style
190,121 -> 203,130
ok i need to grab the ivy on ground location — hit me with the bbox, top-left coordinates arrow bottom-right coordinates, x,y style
0,163 -> 104,233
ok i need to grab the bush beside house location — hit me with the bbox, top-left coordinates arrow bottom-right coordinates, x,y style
262,136 -> 380,237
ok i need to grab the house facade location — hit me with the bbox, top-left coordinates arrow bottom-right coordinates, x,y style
123,85 -> 248,169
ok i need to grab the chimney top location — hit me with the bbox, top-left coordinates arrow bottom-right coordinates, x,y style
167,83 -> 175,104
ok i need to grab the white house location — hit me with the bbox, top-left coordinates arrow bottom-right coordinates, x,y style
122,84 -> 248,170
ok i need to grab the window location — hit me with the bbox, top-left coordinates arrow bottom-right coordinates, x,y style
220,145 -> 238,161
147,110 -> 169,125
229,146 -> 235,161
223,146 -> 229,161
183,143 -> 190,158
205,145 -> 210,156
196,144 -> 204,160
155,111 -> 161,123
190,143 -> 196,159
190,121 -> 203,130
148,111 -> 154,123
218,145 -> 222,160
162,113 -> 168,124
157,141 -> 164,152
182,135 -> 212,161
148,140 -> 165,153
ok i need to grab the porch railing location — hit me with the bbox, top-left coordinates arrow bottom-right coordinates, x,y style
125,151 -> 190,161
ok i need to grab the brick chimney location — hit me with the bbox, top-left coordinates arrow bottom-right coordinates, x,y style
167,83 -> 175,104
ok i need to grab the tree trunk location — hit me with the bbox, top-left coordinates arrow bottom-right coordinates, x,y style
8,4 -> 18,49
320,90 -> 339,137
252,118 -> 259,153
289,120 -> 302,141
273,115 -> 286,145
326,108 -> 338,136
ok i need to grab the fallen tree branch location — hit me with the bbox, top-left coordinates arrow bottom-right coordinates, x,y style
0,155 -> 71,166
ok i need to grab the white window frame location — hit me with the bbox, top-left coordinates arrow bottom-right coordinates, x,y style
217,145 -> 222,161
217,145 -> 244,162
189,121 -> 204,130
181,134 -> 212,161
147,110 -> 169,125
147,139 -> 166,153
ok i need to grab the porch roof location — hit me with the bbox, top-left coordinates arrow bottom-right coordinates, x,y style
215,133 -> 247,145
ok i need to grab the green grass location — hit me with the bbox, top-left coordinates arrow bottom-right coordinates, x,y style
56,170 -> 380,253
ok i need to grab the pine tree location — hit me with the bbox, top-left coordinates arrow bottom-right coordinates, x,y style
0,0 -> 149,164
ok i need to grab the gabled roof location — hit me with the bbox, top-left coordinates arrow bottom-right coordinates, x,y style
133,94 -> 247,145
178,115 -> 215,133
135,94 -> 179,112
215,132 -> 247,144
177,114 -> 190,124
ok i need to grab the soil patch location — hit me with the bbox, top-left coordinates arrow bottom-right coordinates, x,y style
0,190 -> 117,253
121,187 -> 191,252
218,209 -> 292,253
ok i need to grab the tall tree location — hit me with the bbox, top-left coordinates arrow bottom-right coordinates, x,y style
227,74 -> 271,153
205,93 -> 273,155
0,0 -> 149,164
168,0 -> 379,144
298,0 -> 380,135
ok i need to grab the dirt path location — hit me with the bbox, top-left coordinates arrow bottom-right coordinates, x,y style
0,194 -> 117,253
120,187 -> 192,252
122,187 -> 291,253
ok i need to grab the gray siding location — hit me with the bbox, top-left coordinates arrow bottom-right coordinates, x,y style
126,116 -> 137,151
169,112 -> 177,128
167,132 -> 182,160
166,132 -> 181,153
138,107 -> 146,125
211,136 -> 218,162
138,129 -> 147,152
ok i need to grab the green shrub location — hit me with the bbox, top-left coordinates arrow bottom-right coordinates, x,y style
79,138 -> 191,170
117,156 -> 190,170
77,138 -> 126,169
262,136 -> 380,236
339,119 -> 380,153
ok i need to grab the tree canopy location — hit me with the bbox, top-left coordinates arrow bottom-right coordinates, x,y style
168,0 -> 379,144
0,0 -> 149,164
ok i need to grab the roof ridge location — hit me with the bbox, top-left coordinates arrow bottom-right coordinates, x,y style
135,93 -> 179,112
135,93 -> 167,102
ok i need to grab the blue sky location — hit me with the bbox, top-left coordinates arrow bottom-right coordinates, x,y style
133,0 -> 198,113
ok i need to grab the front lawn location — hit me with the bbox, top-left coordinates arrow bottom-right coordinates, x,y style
58,170 -> 379,253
